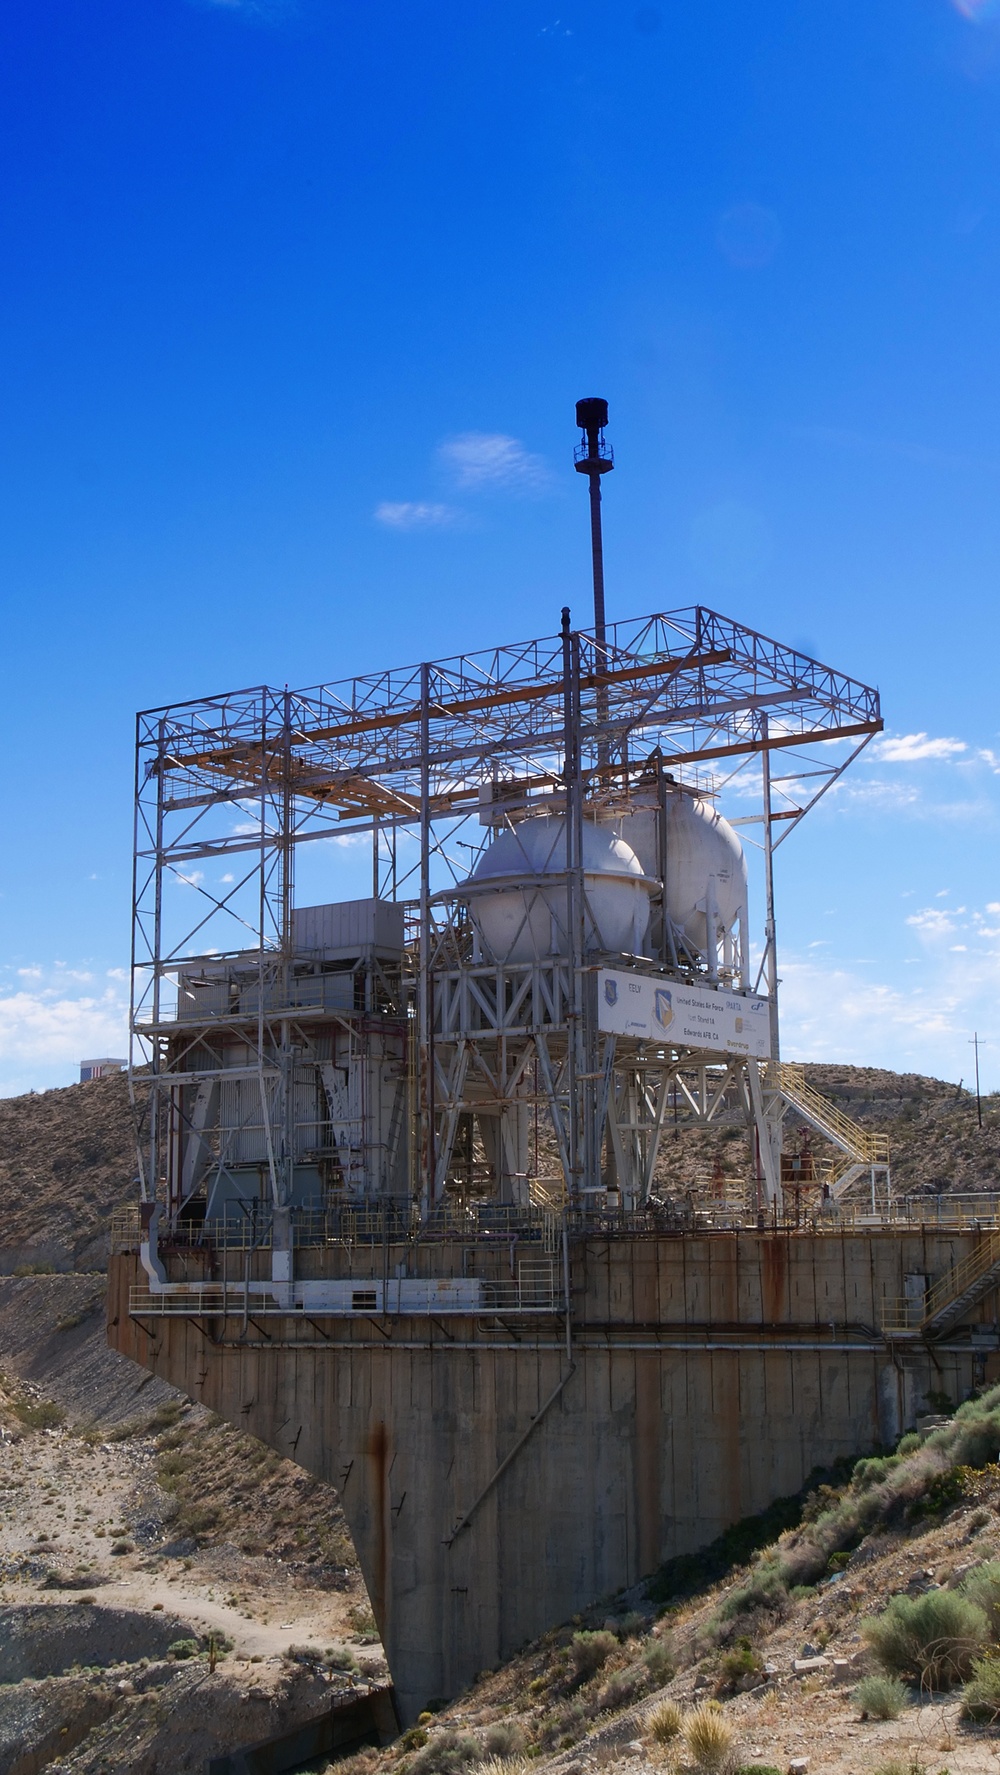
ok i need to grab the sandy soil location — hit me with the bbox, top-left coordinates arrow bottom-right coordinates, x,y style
0,1416 -> 379,1665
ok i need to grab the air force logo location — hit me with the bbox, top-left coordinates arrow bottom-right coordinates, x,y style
604,978 -> 618,1007
653,988 -> 674,1030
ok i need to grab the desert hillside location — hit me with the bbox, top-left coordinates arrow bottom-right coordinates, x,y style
0,1071 -> 133,1274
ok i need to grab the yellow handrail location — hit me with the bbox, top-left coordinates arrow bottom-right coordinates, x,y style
882,1231 -> 1000,1331
776,1064 -> 890,1165
924,1232 -> 1000,1321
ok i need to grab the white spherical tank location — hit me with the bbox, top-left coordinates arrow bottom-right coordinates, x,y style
466,816 -> 654,963
616,790 -> 747,961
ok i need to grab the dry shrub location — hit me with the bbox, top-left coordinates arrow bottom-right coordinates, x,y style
409,1731 -> 480,1775
642,1636 -> 675,1686
854,1674 -> 908,1720
861,1589 -> 987,1689
475,1759 -> 530,1775
716,1637 -> 762,1693
960,1560 -> 1000,1637
683,1704 -> 735,1773
568,1629 -> 618,1681
481,1722 -> 525,1759
949,1398 -> 1000,1469
961,1653 -> 1000,1724
534,1699 -> 586,1751
718,1562 -> 790,1624
646,1699 -> 683,1745
596,1663 -> 650,1713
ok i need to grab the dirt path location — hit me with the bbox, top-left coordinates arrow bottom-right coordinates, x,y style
0,1418 -> 379,1668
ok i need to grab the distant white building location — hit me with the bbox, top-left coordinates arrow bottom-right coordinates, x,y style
79,1058 -> 127,1082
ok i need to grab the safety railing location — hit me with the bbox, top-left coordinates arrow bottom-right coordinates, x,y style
128,1261 -> 564,1319
110,1208 -> 141,1253
110,1190 -> 1000,1262
882,1231 -> 1000,1333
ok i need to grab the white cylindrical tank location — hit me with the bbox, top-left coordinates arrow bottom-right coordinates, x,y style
616,789 -> 747,963
466,816 -> 654,963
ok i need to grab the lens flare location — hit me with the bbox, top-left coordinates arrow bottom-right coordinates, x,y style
952,0 -> 1000,21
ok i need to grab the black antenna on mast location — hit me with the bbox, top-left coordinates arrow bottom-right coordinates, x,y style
574,397 -> 614,653
574,397 -> 614,760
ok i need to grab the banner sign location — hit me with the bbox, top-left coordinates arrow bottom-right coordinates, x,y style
596,969 -> 771,1060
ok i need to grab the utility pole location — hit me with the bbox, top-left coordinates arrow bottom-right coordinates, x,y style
970,1032 -> 983,1129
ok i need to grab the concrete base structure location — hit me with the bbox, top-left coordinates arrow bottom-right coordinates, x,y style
108,1228 -> 993,1721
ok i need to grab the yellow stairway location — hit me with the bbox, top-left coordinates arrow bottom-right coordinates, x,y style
774,1063 -> 890,1201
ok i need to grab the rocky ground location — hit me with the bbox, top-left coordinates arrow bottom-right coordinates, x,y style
0,1358 -> 384,1774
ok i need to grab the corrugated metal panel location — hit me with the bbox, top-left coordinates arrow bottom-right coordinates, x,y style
292,899 -> 405,957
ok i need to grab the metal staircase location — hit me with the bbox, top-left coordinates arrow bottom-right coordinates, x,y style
883,1232 -> 1000,1338
774,1063 -> 891,1203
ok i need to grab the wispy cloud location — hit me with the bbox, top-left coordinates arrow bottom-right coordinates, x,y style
438,432 -> 551,491
780,949 -> 999,1086
191,0 -> 296,19
874,732 -> 968,762
374,501 -> 457,530
839,778 -> 922,810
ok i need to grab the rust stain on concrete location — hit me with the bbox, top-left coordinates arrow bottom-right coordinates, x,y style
367,1418 -> 390,1636
634,1356 -> 660,1579
761,1238 -> 787,1322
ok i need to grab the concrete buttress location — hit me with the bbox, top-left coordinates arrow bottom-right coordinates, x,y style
108,1228 -> 988,1720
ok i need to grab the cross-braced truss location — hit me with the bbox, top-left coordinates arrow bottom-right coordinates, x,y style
130,606 -> 882,1218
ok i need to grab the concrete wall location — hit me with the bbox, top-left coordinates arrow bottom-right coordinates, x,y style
108,1228 -> 986,1719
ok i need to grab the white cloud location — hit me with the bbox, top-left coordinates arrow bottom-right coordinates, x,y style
0,972 -> 129,1098
906,907 -> 957,938
374,501 -> 456,530
438,432 -> 550,491
778,948 -> 1000,1088
874,732 -> 967,762
778,887 -> 1000,1086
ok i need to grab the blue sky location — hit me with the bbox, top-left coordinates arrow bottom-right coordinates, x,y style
3,0 -> 1000,1094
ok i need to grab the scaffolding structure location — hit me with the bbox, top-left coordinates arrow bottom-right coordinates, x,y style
129,604 -> 882,1233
